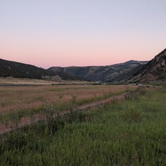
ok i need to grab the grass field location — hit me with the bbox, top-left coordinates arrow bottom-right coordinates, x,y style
0,85 -> 166,165
0,77 -> 89,85
0,85 -> 136,124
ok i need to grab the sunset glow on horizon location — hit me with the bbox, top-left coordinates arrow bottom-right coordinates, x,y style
0,0 -> 166,69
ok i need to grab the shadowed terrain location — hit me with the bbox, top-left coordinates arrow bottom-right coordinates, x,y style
128,49 -> 166,83
0,58 -> 83,81
49,60 -> 147,82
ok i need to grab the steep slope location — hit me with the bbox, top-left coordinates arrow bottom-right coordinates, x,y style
128,49 -> 166,83
49,60 -> 147,82
0,58 -> 82,80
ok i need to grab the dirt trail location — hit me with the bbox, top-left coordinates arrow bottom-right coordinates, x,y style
0,88 -> 144,135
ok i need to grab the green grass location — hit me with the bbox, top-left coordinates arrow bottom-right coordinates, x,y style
0,90 -> 125,124
1,88 -> 166,165
0,104 -> 58,124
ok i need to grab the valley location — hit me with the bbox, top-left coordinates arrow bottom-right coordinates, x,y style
0,49 -> 166,165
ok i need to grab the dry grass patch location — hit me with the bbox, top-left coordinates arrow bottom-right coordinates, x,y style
0,85 -> 137,116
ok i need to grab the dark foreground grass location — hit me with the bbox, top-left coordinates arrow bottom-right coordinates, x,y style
1,88 -> 166,166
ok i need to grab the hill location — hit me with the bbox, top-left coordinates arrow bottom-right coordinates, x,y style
0,58 -> 82,81
128,49 -> 166,83
0,58 -> 148,83
49,60 -> 147,83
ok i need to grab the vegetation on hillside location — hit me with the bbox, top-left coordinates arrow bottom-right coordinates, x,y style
0,58 -> 84,81
49,60 -> 147,82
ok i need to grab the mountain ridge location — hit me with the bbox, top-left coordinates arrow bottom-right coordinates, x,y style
128,49 -> 166,83
49,60 -> 147,82
0,58 -> 148,82
0,58 -> 83,81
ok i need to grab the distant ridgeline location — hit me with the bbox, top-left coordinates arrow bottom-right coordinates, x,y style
0,57 -> 149,82
0,58 -> 84,81
49,60 -> 147,83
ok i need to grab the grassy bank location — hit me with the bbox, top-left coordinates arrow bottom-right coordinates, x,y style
0,87 -> 166,165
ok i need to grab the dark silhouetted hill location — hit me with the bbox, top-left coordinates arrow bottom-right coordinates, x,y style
128,49 -> 166,83
0,58 -> 83,81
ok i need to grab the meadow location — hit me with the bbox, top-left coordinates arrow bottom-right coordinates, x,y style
0,84 -> 135,123
0,84 -> 166,165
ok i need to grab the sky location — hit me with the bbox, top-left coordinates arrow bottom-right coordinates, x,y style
0,0 -> 166,68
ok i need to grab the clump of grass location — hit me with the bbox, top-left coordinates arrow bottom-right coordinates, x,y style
125,86 -> 146,100
47,117 -> 65,136
58,94 -> 63,99
121,109 -> 144,123
0,103 -> 59,125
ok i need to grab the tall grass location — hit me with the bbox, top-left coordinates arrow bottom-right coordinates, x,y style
0,84 -> 134,113
0,89 -> 127,124
1,87 -> 166,165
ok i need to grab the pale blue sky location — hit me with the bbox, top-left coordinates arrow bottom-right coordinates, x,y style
0,0 -> 166,68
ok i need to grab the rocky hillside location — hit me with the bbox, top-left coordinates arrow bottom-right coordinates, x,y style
128,49 -> 166,83
49,60 -> 147,83
0,58 -> 82,81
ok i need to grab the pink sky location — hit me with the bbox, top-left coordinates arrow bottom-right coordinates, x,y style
1,32 -> 164,68
0,0 -> 166,69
